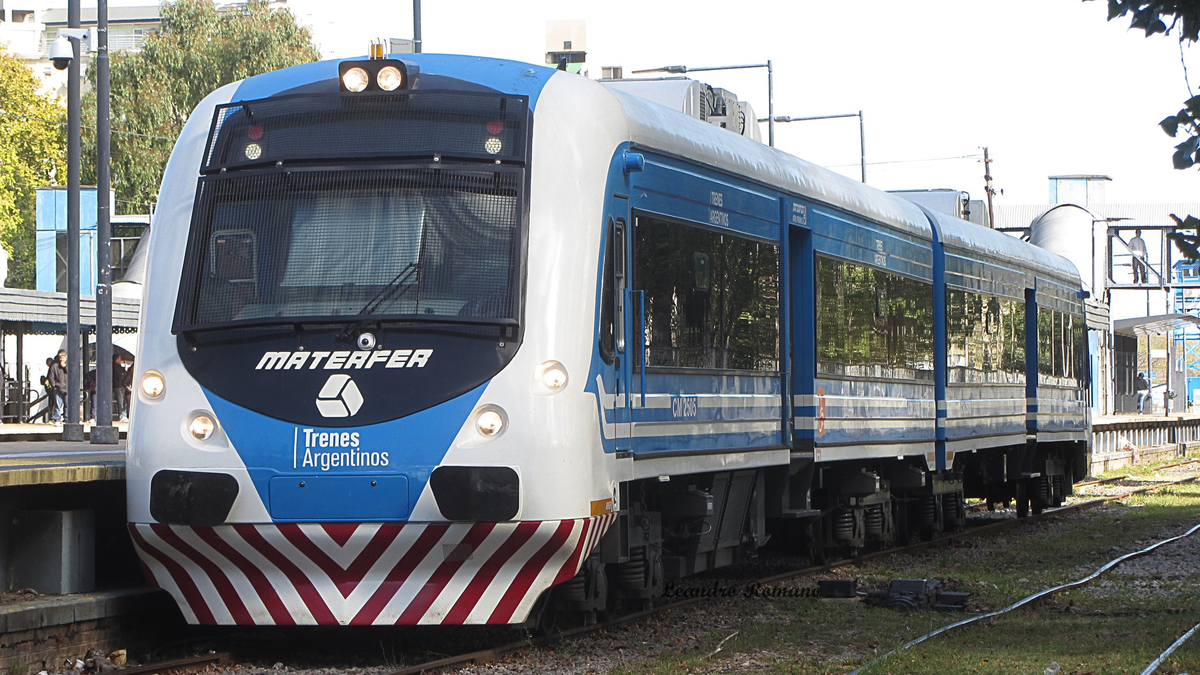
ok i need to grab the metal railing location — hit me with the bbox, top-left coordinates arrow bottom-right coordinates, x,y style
1092,416 -> 1200,455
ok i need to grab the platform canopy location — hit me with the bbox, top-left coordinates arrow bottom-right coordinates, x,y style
0,288 -> 140,334
1113,313 -> 1200,337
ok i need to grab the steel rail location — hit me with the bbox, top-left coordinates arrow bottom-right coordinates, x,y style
383,470 -> 1200,675
1140,620 -> 1200,675
852,511 -> 1200,674
117,652 -> 231,675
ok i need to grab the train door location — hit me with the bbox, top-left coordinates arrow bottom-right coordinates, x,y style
609,196 -> 633,454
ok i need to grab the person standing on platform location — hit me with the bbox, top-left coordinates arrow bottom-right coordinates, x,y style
48,350 -> 68,424
1135,372 -> 1150,413
112,355 -> 129,422
1129,229 -> 1149,283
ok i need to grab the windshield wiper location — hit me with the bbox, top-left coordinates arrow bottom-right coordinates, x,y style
357,262 -> 420,317
336,262 -> 420,344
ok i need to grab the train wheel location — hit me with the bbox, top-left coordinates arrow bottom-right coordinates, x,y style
807,518 -> 827,566
524,591 -> 559,636
893,498 -> 915,546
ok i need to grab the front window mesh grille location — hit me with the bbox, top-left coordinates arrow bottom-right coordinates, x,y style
176,167 -> 523,332
203,92 -> 529,171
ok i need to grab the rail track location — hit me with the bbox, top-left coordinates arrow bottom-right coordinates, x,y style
376,461 -> 1200,675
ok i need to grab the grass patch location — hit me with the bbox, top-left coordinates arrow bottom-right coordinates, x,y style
603,482 -> 1200,674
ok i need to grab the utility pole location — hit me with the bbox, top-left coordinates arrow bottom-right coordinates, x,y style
413,0 -> 421,53
982,146 -> 997,229
93,0 -> 117,444
64,0 -> 83,442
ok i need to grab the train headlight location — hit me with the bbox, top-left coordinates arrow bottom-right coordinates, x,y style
377,65 -> 403,91
188,413 -> 216,441
475,406 -> 507,437
538,360 -> 569,392
339,59 -> 417,93
140,370 -> 165,399
484,137 -> 502,155
342,66 -> 369,93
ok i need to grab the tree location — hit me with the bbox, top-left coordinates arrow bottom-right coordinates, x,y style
0,48 -> 66,289
85,0 -> 321,213
1099,1 -> 1200,257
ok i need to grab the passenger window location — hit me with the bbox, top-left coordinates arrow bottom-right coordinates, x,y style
633,214 -> 779,371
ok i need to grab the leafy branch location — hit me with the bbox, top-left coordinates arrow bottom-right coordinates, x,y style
1096,0 -> 1200,258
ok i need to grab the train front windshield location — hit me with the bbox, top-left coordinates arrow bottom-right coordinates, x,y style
173,90 -> 529,334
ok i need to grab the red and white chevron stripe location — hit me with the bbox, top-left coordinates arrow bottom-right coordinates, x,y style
128,514 -> 617,625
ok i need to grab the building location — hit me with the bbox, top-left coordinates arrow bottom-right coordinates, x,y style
992,176 -> 1200,416
0,1 -> 161,96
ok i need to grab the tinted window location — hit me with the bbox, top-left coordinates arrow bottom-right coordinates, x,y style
633,215 -> 779,371
946,289 -> 1025,384
815,256 -> 934,380
176,167 -> 522,331
1038,306 -> 1085,385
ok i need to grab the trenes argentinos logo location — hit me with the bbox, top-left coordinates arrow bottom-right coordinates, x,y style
316,374 -> 363,418
293,427 -> 389,471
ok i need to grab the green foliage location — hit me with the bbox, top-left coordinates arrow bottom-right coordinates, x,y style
84,0 -> 321,213
1096,1 -> 1200,258
1103,0 -> 1200,40
0,47 -> 66,288
1167,213 -> 1200,257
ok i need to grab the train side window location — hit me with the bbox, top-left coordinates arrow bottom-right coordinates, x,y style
815,255 -> 934,380
599,218 -> 616,363
944,287 -> 1025,384
633,214 -> 778,371
615,219 -> 626,354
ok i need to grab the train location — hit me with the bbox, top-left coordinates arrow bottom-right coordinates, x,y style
126,51 -> 1090,627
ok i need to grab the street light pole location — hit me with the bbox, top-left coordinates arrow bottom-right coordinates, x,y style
93,0 -> 117,444
413,0 -> 421,53
766,111 -> 867,183
631,61 -> 776,146
64,0 -> 83,442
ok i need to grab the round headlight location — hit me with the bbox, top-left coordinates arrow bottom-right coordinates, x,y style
140,370 -> 165,399
244,142 -> 262,160
377,65 -> 403,91
485,137 -> 503,155
342,66 -> 369,93
476,409 -> 505,437
540,361 -> 569,391
188,414 -> 216,441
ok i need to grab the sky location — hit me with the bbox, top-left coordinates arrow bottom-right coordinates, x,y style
267,0 -> 1200,208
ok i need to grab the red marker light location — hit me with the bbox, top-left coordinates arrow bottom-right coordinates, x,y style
248,125 -> 264,141
486,120 -> 504,135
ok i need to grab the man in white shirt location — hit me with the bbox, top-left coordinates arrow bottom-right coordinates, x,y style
1129,229 -> 1148,283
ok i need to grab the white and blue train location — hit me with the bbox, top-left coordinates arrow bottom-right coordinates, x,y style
126,52 -> 1089,626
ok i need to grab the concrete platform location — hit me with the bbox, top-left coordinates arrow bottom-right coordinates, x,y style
0,587 -> 179,670
0,424 -> 126,486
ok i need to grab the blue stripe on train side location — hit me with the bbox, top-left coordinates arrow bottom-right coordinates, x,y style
203,383 -> 487,522
627,373 -> 783,456
232,54 -> 559,108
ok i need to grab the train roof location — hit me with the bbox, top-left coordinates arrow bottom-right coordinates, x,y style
221,54 -> 1081,287
928,209 -> 1082,283
598,79 -> 1082,285
600,84 -> 933,241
